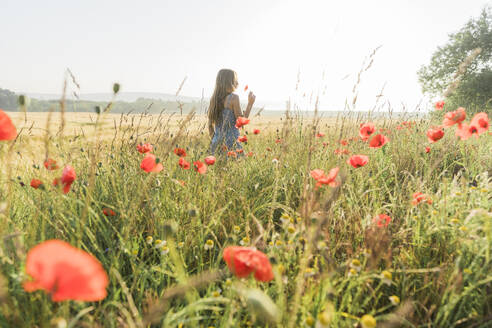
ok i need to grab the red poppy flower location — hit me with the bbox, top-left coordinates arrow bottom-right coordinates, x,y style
455,123 -> 478,140
275,138 -> 282,144
425,146 -> 431,153
435,100 -> 445,111
244,85 -> 248,92
140,154 -> 163,173
470,112 -> 489,135
347,155 -> 369,168
56,165 -> 76,194
0,109 -> 17,141
339,139 -> 348,146
174,148 -> 186,157
426,127 -> 444,143
227,151 -> 237,157
372,214 -> 391,227
30,179 -> 43,189
44,158 -> 59,170
235,117 -> 250,128
442,107 -> 466,127
322,142 -> 328,147
359,123 -> 376,141
236,149 -> 244,154
412,192 -> 432,205
193,161 -> 207,174
204,156 -> 216,165
23,240 -> 108,302
334,148 -> 350,156
237,135 -> 248,143
368,134 -> 389,148
102,208 -> 116,216
316,132 -> 325,138
178,157 -> 190,170
310,167 -> 339,188
253,129 -> 260,135
246,151 -> 254,157
137,143 -> 153,154
223,246 -> 274,282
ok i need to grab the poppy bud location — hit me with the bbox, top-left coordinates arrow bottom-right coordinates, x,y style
269,256 -> 277,265
18,95 -> 26,106
162,221 -> 178,238
94,106 -> 101,114
113,83 -> 120,94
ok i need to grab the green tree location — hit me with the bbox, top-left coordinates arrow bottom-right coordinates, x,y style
418,6 -> 492,113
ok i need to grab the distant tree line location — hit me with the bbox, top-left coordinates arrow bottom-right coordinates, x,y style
0,88 -> 18,110
0,88 -> 204,114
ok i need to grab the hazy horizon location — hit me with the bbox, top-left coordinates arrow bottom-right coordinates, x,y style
1,0 -> 490,112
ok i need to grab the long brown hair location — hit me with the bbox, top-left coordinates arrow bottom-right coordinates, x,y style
208,69 -> 238,126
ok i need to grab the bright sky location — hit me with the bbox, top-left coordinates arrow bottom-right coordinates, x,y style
0,0 -> 489,111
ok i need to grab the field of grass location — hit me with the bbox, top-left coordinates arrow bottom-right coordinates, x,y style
0,108 -> 491,327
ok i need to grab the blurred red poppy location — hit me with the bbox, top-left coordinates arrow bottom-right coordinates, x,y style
275,138 -> 282,144
237,135 -> 248,143
435,100 -> 445,110
179,157 -> 190,170
425,146 -> 431,153
368,134 -> 389,148
359,123 -> 376,141
427,127 -> 444,143
23,240 -> 108,302
60,165 -> 76,194
310,167 -> 339,188
0,109 -> 17,141
316,132 -> 325,138
347,155 -> 369,168
339,139 -> 348,146
456,123 -> 476,140
204,156 -> 216,165
253,129 -> 260,135
194,161 -> 207,174
174,148 -> 186,157
412,192 -> 432,205
137,143 -> 153,154
244,85 -> 248,91
236,149 -> 244,154
227,151 -> 237,157
372,214 -> 391,227
442,107 -> 466,127
470,112 -> 489,135
223,246 -> 274,282
235,117 -> 250,128
44,158 -> 59,170
30,179 -> 43,189
246,151 -> 254,157
334,148 -> 350,156
102,208 -> 116,216
140,154 -> 163,173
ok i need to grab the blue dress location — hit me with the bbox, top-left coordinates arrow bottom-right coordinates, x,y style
210,95 -> 242,156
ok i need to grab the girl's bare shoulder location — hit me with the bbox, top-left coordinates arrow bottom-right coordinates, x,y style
229,93 -> 240,103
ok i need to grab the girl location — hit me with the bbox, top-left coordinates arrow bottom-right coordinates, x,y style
208,69 -> 256,155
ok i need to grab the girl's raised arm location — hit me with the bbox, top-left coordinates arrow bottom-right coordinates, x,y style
232,92 -> 256,119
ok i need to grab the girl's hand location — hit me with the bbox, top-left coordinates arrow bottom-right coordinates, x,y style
248,92 -> 256,106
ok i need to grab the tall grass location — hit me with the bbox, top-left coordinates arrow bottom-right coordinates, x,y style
0,102 -> 491,327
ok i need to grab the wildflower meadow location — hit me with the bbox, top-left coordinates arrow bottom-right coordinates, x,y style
0,97 -> 490,328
